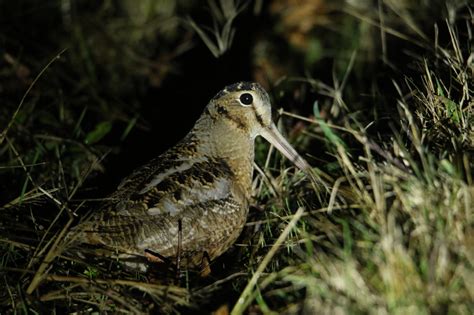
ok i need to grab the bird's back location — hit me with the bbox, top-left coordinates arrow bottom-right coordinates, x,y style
74,131 -> 252,266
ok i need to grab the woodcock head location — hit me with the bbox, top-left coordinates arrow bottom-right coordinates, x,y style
203,82 -> 311,171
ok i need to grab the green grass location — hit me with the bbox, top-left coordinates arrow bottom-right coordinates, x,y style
1,0 -> 473,314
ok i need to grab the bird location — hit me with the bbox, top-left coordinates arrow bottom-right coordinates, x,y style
69,82 -> 311,274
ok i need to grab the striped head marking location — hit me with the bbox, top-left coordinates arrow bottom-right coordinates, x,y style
207,82 -> 311,171
208,82 -> 272,137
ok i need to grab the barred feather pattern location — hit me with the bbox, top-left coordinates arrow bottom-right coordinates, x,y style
69,82 -> 291,268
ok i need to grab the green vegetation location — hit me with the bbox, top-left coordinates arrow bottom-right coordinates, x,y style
1,0 -> 472,313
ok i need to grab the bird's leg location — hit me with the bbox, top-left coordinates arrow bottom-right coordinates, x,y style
200,251 -> 211,277
175,219 -> 183,279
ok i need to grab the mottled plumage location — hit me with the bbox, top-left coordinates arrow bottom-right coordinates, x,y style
71,82 -> 310,269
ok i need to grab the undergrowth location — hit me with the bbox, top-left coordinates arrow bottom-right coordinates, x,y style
1,0 -> 472,314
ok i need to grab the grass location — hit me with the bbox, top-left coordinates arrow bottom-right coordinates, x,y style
1,0 -> 473,314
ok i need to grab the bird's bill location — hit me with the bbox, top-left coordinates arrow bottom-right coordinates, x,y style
260,123 -> 311,171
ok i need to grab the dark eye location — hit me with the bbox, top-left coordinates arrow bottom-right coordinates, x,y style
239,93 -> 253,105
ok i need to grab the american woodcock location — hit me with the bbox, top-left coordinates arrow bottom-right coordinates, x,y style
73,82 -> 311,271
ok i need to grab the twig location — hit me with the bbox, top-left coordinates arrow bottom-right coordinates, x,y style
231,207 -> 305,315
194,272 -> 248,294
26,216 -> 74,294
0,49 -> 67,145
45,275 -> 187,295
5,137 -> 63,206
176,219 -> 182,279
26,151 -> 109,293
244,204 -> 360,226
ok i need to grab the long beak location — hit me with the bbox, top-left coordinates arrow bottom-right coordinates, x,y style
260,123 -> 311,171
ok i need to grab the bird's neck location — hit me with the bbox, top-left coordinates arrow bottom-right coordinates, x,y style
192,115 -> 255,194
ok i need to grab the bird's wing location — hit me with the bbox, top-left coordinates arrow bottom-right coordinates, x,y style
78,163 -> 243,260
78,193 -> 244,262
137,195 -> 244,260
74,129 -> 244,259
110,133 -> 202,200
113,149 -> 235,216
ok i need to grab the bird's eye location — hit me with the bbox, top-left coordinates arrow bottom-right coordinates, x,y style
239,93 -> 253,106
